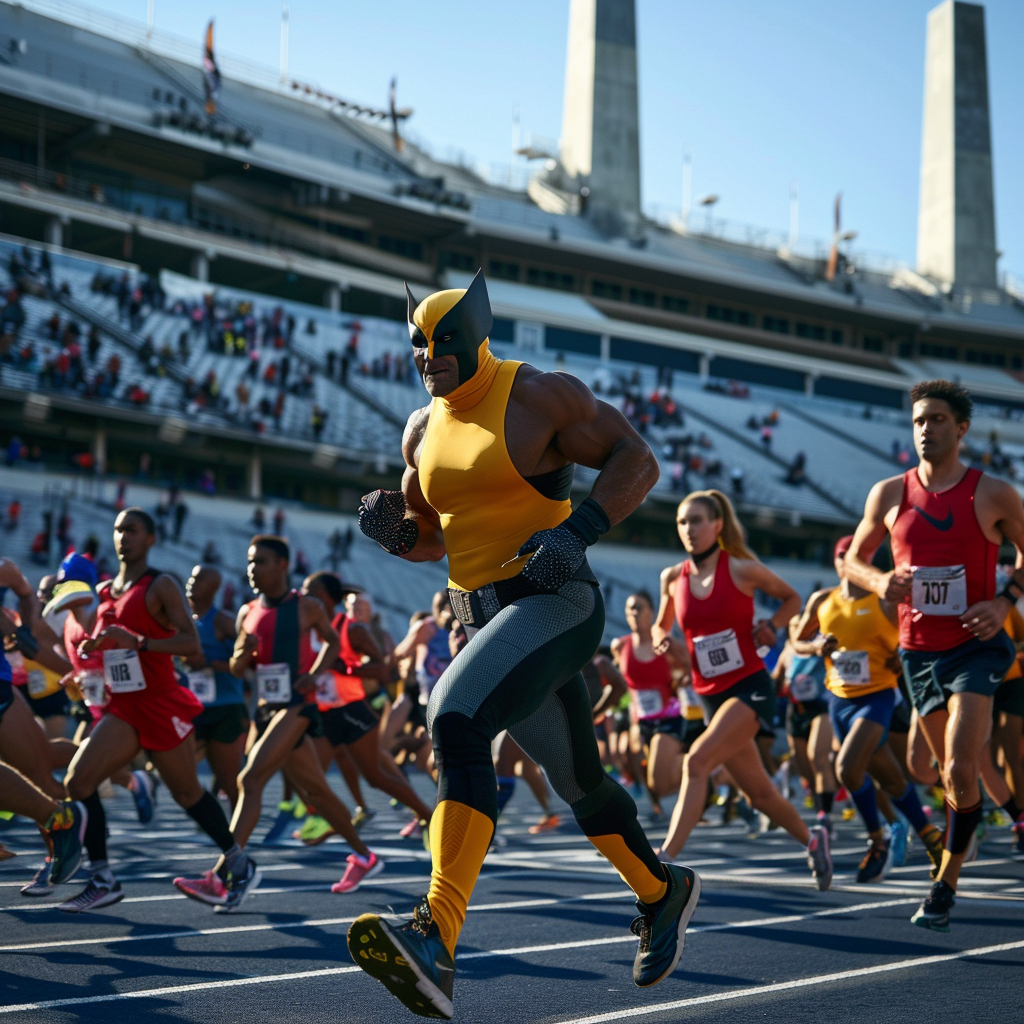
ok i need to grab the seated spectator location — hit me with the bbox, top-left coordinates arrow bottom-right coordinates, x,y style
784,451 -> 806,486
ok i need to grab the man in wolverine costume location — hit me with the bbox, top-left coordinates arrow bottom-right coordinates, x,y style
347,271 -> 701,1019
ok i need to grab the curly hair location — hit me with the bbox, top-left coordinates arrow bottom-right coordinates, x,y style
910,379 -> 973,423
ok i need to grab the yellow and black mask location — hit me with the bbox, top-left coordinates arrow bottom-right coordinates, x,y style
406,270 -> 493,386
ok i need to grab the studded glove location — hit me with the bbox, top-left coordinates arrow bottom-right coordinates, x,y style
358,489 -> 419,556
516,498 -> 610,594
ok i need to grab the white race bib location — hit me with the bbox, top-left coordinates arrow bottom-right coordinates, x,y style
833,650 -> 871,686
693,628 -> 745,679
103,648 -> 147,693
314,672 -> 338,704
634,688 -> 664,718
256,662 -> 292,703
187,668 -> 217,704
912,565 -> 967,616
790,671 -> 820,701
79,670 -> 108,707
26,670 -> 49,698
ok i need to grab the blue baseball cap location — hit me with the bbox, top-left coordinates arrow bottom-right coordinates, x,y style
58,553 -> 98,587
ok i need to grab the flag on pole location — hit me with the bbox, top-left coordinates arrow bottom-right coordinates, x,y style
202,19 -> 220,116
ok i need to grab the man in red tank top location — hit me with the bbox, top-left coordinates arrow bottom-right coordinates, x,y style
64,509 -> 259,914
300,571 -> 433,839
847,381 -> 1024,932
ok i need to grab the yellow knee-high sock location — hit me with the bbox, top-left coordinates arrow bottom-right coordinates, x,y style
427,800 -> 495,956
589,834 -> 667,904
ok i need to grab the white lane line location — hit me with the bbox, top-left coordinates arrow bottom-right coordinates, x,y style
0,890 -> 631,953
550,938 -> 1024,1024
0,896 -> 919,1013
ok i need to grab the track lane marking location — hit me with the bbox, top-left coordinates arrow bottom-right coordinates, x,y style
551,938 -> 1024,1024
0,897 -> 918,1013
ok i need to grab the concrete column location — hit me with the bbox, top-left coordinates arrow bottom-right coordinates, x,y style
916,0 -> 997,289
45,218 -> 63,248
191,253 -> 210,283
699,352 -> 711,384
248,453 -> 262,500
92,428 -> 107,475
324,283 -> 342,313
560,0 -> 641,219
805,373 -> 818,398
599,334 -> 611,361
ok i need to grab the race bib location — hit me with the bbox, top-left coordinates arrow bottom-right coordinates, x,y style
833,650 -> 871,686
79,669 -> 108,707
187,668 -> 217,704
790,671 -> 820,701
693,628 -> 745,679
103,649 -> 147,694
314,672 -> 338,704
912,565 -> 967,616
634,688 -> 664,718
256,662 -> 292,703
26,670 -> 50,698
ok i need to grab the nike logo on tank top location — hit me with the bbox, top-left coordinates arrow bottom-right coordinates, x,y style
890,467 -> 997,652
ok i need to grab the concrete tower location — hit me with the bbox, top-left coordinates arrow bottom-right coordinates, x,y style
560,0 -> 641,220
916,0 -> 998,290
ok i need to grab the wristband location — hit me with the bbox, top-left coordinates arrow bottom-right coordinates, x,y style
563,498 -> 611,547
998,583 -> 1021,606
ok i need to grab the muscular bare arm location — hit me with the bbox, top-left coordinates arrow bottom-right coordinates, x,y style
652,563 -> 682,651
400,407 -> 446,561
731,558 -> 802,647
300,596 -> 340,683
845,476 -> 912,602
341,621 -> 389,683
591,653 -> 628,719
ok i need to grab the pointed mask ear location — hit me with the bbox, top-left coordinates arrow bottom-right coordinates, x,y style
405,282 -> 421,341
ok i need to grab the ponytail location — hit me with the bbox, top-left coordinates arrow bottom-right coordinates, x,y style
681,489 -> 758,561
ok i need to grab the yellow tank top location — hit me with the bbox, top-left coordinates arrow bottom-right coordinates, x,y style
818,588 -> 899,699
419,359 -> 572,591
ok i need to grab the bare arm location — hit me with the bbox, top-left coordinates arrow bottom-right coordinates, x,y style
789,588 -> 836,657
393,618 -> 432,662
845,476 -> 911,602
590,654 -> 628,719
652,563 -> 682,651
731,558 -> 802,647
342,622 -> 389,683
301,596 -> 340,682
230,604 -> 259,677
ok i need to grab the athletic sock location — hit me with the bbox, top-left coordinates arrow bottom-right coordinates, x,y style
223,844 -> 247,876
185,791 -> 235,853
1002,797 -> 1022,822
88,859 -> 115,885
893,784 -> 930,834
850,779 -> 881,835
81,791 -> 108,864
427,800 -> 494,957
945,799 -> 983,855
495,777 -> 516,818
819,791 -> 835,815
574,777 -> 667,905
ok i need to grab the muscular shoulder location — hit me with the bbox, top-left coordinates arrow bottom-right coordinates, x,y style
402,404 -> 433,468
512,365 -> 597,427
866,473 -> 905,515
661,562 -> 684,586
975,470 -> 1021,512
807,587 -> 836,613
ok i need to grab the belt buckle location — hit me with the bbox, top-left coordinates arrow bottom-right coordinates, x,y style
448,588 -> 474,626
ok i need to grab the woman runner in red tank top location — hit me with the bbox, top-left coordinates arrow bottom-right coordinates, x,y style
651,490 -> 833,888
612,590 -> 691,822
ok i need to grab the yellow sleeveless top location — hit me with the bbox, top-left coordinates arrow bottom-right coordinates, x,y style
818,588 -> 899,699
419,359 -> 572,591
1003,608 -> 1024,682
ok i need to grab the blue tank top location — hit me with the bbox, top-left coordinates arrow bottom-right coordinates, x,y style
193,606 -> 245,706
417,622 -> 451,703
788,653 -> 826,704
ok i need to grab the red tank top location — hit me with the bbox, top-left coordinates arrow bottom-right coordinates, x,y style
674,551 -> 764,695
95,571 -> 178,692
316,613 -> 367,709
617,634 -> 679,720
241,590 -> 314,675
890,467 -> 997,651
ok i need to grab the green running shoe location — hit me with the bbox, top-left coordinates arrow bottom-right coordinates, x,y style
911,880 -> 955,932
348,895 -> 454,1019
295,815 -> 335,845
352,806 -> 377,830
46,801 -> 87,885
631,863 -> 701,988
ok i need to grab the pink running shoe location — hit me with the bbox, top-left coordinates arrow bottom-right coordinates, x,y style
331,852 -> 383,893
174,869 -> 228,906
398,817 -> 422,840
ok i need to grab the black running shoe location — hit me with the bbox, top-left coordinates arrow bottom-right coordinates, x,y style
856,839 -> 894,884
631,864 -> 702,988
347,895 -> 455,1019
911,880 -> 955,932
57,877 -> 124,913
46,801 -> 87,885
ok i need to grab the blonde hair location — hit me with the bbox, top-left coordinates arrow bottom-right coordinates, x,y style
679,489 -> 758,561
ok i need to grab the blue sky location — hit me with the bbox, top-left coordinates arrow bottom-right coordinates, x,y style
78,0 -> 1024,279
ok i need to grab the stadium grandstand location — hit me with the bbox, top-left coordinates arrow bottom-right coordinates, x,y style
2,0 -> 1024,563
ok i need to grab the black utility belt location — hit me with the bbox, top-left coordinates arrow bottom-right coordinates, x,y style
448,575 -> 543,628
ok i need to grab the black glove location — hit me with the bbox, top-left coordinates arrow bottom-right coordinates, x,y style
13,624 -> 39,660
516,498 -> 610,594
358,489 -> 419,555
